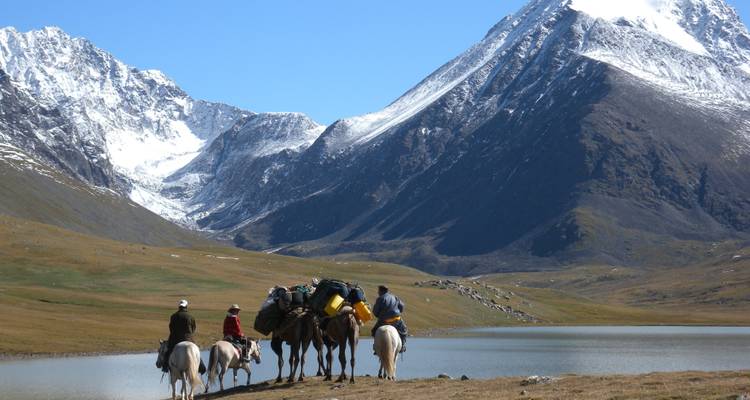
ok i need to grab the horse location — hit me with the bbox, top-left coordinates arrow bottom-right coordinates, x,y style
271,310 -> 319,383
322,306 -> 359,383
204,338 -> 262,392
157,340 -> 203,400
374,325 -> 402,380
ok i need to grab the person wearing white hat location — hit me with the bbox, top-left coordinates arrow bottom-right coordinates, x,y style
163,299 -> 206,374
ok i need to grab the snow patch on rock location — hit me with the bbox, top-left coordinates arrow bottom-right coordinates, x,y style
571,0 -> 709,55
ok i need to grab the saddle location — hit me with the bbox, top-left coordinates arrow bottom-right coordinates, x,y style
223,337 -> 246,352
223,337 -> 250,362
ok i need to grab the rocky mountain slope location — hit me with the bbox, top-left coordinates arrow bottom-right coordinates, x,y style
225,0 -> 750,273
0,141 -> 207,246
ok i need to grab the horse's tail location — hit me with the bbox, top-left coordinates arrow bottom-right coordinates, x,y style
377,327 -> 397,379
189,346 -> 205,392
206,344 -> 219,386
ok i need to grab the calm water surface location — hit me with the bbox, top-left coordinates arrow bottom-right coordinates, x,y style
2,326 -> 749,399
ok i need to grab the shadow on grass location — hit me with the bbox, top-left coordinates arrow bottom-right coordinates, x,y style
194,380 -> 299,400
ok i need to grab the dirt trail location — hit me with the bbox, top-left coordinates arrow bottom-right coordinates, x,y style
192,371 -> 750,400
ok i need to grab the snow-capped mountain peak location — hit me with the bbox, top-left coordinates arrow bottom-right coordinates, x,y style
0,26 -> 245,183
0,26 -> 275,221
314,0 -> 749,155
0,26 -> 329,226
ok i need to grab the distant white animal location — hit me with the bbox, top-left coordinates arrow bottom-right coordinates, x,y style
157,340 -> 203,400
205,339 -> 262,392
374,325 -> 402,380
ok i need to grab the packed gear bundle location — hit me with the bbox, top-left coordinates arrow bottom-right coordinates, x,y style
308,279 -> 373,322
253,286 -> 290,336
254,280 -> 374,336
308,279 -> 350,316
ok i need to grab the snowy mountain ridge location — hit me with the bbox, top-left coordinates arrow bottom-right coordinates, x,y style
0,26 -> 324,224
315,0 -> 750,155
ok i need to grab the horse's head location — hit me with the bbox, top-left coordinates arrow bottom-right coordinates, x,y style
248,339 -> 262,365
155,339 -> 168,369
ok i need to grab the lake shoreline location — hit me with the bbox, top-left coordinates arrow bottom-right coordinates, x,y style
194,371 -> 750,400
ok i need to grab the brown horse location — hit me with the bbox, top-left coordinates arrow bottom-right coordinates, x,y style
271,310 -> 320,383
322,307 -> 359,383
303,314 -> 329,377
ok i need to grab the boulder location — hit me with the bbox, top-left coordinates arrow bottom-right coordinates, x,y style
521,375 -> 553,386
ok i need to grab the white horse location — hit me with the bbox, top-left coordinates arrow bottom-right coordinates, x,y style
157,340 -> 204,400
205,339 -> 262,392
374,325 -> 402,380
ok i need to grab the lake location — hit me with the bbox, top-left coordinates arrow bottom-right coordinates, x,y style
2,326 -> 749,399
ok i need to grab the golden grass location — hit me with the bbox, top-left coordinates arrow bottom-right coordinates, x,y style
0,215 -> 513,355
482,258 -> 750,326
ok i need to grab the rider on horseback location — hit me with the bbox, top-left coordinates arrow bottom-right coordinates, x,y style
164,299 -> 207,374
371,285 -> 408,353
223,304 -> 250,363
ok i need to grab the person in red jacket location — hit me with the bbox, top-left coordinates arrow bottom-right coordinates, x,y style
223,304 -> 249,362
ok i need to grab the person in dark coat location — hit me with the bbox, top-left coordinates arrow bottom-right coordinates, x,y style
371,285 -> 408,353
163,299 -> 206,374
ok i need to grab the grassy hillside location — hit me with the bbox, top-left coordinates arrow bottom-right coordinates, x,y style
3,214 -> 749,356
0,155 -> 209,247
482,250 -> 750,325
0,215 -> 520,355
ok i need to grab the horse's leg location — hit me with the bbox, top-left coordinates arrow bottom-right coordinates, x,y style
393,346 -> 399,381
378,345 -> 384,380
170,370 -> 177,400
188,369 -> 195,400
219,360 -> 226,391
244,364 -> 252,386
287,341 -> 298,383
233,368 -> 238,388
315,338 -> 324,376
271,338 -> 284,383
336,339 -> 347,383
181,371 -> 187,400
299,334 -> 311,382
348,330 -> 356,384
324,341 -> 333,381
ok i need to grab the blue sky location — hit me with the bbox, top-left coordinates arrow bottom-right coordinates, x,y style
2,1 -> 749,125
